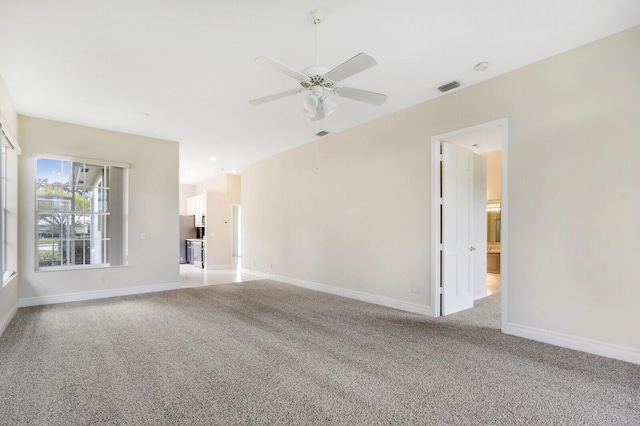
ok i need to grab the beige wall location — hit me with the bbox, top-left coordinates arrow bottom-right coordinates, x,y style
204,174 -> 241,269
0,73 -> 19,334
18,116 -> 180,301
179,184 -> 197,215
482,150 -> 502,201
196,174 -> 228,194
242,27 -> 640,358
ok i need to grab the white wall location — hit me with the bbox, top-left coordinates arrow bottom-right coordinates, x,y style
18,116 -> 180,304
242,27 -> 640,361
179,184 -> 197,215
0,73 -> 19,335
482,150 -> 502,202
204,174 -> 240,269
196,174 -> 228,194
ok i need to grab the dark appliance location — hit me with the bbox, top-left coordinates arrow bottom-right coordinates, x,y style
192,240 -> 204,268
179,215 -> 197,263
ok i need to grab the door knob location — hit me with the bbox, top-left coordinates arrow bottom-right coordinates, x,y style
469,246 -> 476,251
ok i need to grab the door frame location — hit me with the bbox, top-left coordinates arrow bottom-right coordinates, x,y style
232,204 -> 241,258
430,118 -> 508,329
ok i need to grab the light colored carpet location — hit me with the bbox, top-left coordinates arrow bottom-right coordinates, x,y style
0,280 -> 638,425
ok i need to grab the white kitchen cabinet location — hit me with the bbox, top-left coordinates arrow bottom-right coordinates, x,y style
187,194 -> 206,227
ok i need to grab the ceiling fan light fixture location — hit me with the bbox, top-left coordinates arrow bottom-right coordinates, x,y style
321,96 -> 337,116
302,92 -> 336,121
303,93 -> 320,117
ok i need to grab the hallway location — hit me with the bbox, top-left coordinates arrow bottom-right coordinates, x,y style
180,258 -> 260,288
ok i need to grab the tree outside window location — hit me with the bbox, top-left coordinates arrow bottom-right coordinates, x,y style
36,157 -> 126,269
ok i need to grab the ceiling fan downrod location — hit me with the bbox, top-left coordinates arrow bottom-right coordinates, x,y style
308,9 -> 324,66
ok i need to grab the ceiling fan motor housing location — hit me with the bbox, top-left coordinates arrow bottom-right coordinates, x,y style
300,66 -> 333,90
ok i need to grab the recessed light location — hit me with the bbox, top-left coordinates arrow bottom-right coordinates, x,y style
209,156 -> 217,162
472,143 -> 479,147
474,62 -> 489,72
137,111 -> 150,117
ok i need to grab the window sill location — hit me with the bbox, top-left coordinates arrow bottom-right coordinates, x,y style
35,263 -> 129,273
2,270 -> 17,288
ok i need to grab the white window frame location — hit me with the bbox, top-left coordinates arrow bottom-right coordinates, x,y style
1,119 -> 18,286
1,144 -> 6,279
34,153 -> 129,271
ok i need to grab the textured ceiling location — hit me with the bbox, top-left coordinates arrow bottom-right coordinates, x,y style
0,1 -> 638,184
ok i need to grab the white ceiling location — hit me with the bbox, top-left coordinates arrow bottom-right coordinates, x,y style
0,1 -> 638,184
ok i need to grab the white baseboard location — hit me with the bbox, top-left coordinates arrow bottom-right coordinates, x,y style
503,322 -> 640,365
206,264 -> 232,270
0,301 -> 19,337
241,269 -> 435,317
19,282 -> 181,308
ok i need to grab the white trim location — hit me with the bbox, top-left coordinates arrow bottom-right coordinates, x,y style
2,270 -> 17,288
0,113 -> 20,154
499,123 -> 509,331
18,282 -> 180,307
206,263 -> 232,270
0,300 -> 18,337
33,152 -> 129,169
242,269 -> 435,316
430,118 -> 509,319
503,322 -> 640,365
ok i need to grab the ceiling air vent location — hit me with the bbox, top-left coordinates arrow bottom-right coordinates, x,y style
315,130 -> 329,137
437,81 -> 461,93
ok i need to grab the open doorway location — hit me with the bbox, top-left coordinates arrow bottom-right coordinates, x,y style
448,129 -> 503,297
430,118 -> 508,324
232,205 -> 241,259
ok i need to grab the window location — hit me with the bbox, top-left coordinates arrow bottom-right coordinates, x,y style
35,156 -> 127,270
1,144 -> 6,278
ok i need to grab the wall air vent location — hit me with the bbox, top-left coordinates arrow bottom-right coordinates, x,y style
315,130 -> 329,137
437,81 -> 461,92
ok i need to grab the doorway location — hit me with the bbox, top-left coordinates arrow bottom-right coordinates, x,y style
232,205 -> 242,258
430,118 -> 508,326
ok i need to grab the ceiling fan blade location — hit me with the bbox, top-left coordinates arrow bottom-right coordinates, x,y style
255,56 -> 309,81
324,53 -> 377,82
333,86 -> 387,105
249,88 -> 302,105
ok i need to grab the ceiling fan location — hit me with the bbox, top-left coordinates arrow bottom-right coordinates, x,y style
249,9 -> 387,121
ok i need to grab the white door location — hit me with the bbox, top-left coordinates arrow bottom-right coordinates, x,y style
472,154 -> 488,299
441,142 -> 475,315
